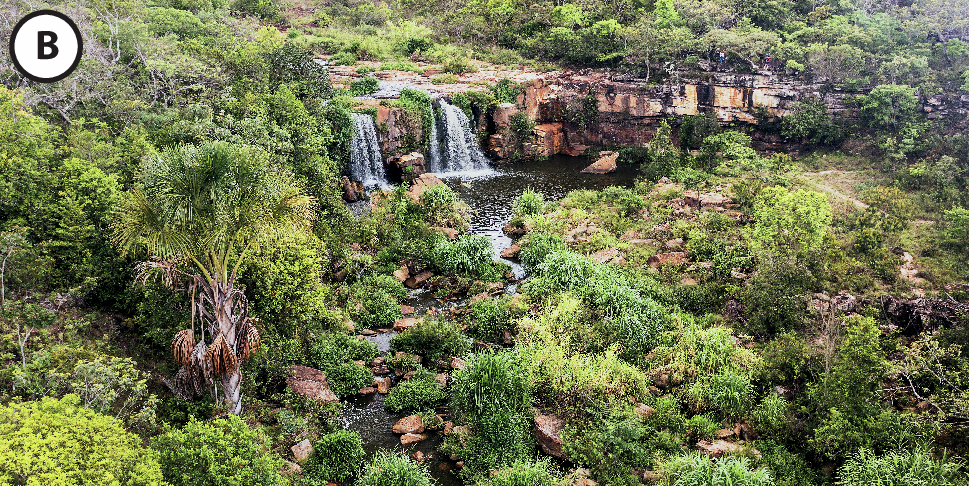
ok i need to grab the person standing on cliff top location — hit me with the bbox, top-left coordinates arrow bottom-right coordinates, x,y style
764,54 -> 772,71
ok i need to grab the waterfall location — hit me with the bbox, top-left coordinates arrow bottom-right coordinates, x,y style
433,100 -> 493,177
349,113 -> 388,188
427,102 -> 443,173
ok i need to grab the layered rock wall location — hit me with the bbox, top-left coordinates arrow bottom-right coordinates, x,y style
485,72 -> 969,160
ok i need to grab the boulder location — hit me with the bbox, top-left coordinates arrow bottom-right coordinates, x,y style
405,270 -> 434,288
395,152 -> 427,179
715,428 -> 735,439
400,433 -> 427,446
393,415 -> 425,434
592,247 -> 619,263
393,266 -> 410,282
450,357 -> 466,370
407,173 -> 446,202
291,439 -> 314,462
500,243 -> 521,259
400,304 -> 416,315
287,366 -> 339,404
664,238 -> 685,250
340,176 -> 365,203
697,440 -> 743,458
647,252 -> 688,267
470,292 -> 491,304
502,223 -> 528,238
635,403 -> 656,419
435,226 -> 458,240
359,387 -> 377,395
435,373 -> 449,387
581,151 -> 618,174
394,317 -> 419,332
412,451 -> 426,463
533,412 -> 565,458
280,460 -> 302,475
374,376 -> 391,394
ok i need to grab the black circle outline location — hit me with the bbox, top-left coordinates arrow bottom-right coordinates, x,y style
9,10 -> 84,83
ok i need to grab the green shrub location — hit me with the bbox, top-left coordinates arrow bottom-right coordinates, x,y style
443,57 -> 477,74
350,76 -> 379,96
308,332 -> 378,371
663,453 -> 775,486
390,318 -> 471,361
356,65 -> 377,74
0,395 -> 166,486
232,0 -> 278,20
346,275 -> 405,328
943,206 -> 969,250
756,441 -> 821,486
420,184 -> 470,231
565,408 -> 653,486
153,415 -> 283,486
380,61 -> 422,72
519,233 -> 567,269
329,52 -> 357,66
384,374 -> 445,413
480,459 -> 563,486
326,363 -> 373,397
751,393 -> 791,436
512,189 -> 544,221
509,112 -> 535,141
702,369 -> 753,419
451,352 -> 533,480
432,73 -> 460,84
357,451 -> 433,486
685,414 -> 720,441
434,234 -> 499,280
469,297 -> 513,340
836,449 -> 965,486
304,430 -> 365,483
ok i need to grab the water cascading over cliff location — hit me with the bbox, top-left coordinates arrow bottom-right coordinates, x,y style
429,100 -> 492,177
349,113 -> 389,188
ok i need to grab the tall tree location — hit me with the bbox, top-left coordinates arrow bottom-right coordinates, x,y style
113,141 -> 314,414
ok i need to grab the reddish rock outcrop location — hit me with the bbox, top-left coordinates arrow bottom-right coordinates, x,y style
400,433 -> 427,446
340,176 -> 365,202
647,252 -> 688,267
291,439 -> 313,462
581,151 -> 618,174
393,415 -> 425,434
287,366 -> 339,404
500,243 -> 521,259
534,412 -> 565,458
393,317 -> 419,332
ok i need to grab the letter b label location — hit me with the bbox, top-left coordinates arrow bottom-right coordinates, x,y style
38,31 -> 59,59
9,10 -> 83,83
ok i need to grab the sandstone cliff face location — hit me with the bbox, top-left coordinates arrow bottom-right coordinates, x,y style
484,71 -> 969,161
344,66 -> 969,170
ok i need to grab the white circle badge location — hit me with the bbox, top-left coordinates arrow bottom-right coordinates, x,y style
9,10 -> 83,83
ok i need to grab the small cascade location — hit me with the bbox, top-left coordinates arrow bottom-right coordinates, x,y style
427,102 -> 443,173
349,113 -> 389,188
434,100 -> 492,177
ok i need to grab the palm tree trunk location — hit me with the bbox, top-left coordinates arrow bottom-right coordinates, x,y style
222,370 -> 243,415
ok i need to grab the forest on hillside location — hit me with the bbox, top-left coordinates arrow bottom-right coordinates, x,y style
1,0 -> 969,484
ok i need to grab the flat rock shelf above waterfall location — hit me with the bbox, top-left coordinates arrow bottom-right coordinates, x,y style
349,113 -> 390,189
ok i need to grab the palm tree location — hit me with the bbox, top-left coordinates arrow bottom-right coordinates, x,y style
113,141 -> 314,414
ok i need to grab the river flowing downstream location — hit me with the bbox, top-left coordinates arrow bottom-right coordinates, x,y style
339,155 -> 638,484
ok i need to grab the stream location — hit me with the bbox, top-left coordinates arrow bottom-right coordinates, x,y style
339,155 -> 639,484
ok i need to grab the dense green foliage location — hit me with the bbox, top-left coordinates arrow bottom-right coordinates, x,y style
0,395 -> 166,486
2,0 -> 969,485
152,415 -> 283,486
356,451 -> 434,486
303,430 -> 365,483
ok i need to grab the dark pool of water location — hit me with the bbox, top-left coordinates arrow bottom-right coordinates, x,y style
440,155 -> 639,277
